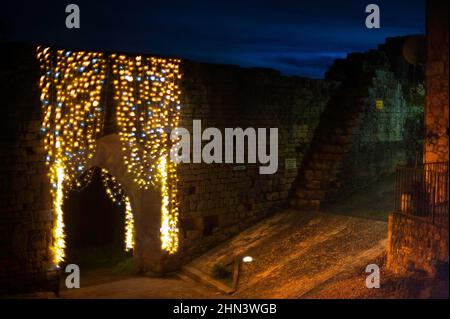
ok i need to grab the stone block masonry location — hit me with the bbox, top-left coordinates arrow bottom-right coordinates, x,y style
0,43 -> 337,289
0,44 -> 53,293
387,212 -> 448,276
340,68 -> 423,197
169,62 -> 337,267
291,40 -> 424,210
424,0 -> 448,163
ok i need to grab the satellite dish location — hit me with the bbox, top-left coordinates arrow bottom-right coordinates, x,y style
402,36 -> 425,66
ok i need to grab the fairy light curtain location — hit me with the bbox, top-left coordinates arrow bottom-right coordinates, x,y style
111,54 -> 181,254
37,47 -> 182,265
37,47 -> 107,265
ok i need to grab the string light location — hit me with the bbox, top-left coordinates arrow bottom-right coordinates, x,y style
158,156 -> 179,254
37,46 -> 107,265
111,55 -> 182,254
101,168 -> 135,251
38,47 -> 182,262
51,160 -> 65,265
71,167 -> 96,191
124,197 -> 134,252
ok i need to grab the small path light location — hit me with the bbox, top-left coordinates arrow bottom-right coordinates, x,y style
242,256 -> 253,263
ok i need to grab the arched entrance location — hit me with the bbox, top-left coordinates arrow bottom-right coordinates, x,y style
64,167 -> 131,272
86,134 -> 164,274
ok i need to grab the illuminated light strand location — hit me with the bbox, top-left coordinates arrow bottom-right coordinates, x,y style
71,167 -> 96,192
100,168 -> 126,205
100,168 -> 135,251
111,55 -> 182,188
111,55 -> 182,254
124,196 -> 134,252
158,156 -> 178,253
37,47 -> 106,265
51,160 -> 66,265
38,46 -> 182,259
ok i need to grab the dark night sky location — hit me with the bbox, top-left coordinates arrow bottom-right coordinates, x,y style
1,0 -> 425,78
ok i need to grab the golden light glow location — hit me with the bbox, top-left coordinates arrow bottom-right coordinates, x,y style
124,196 -> 134,252
37,46 -> 106,265
111,55 -> 182,254
38,46 -> 182,261
51,160 -> 66,264
101,168 -> 135,251
158,156 -> 179,254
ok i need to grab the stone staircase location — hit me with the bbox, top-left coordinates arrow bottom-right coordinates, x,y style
291,62 -> 377,211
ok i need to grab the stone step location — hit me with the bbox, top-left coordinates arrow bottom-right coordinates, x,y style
181,265 -> 235,294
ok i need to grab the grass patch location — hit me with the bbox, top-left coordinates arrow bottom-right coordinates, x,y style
67,245 -> 132,270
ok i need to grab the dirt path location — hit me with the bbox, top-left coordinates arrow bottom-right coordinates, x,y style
60,276 -> 226,299
187,210 -> 387,298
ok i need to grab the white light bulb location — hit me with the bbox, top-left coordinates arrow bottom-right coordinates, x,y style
242,256 -> 253,263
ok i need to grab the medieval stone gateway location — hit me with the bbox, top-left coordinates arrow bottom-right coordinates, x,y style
0,33 -> 434,295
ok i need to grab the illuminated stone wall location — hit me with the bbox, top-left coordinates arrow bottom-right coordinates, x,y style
387,212 -> 449,276
386,0 -> 448,278
424,0 -> 449,163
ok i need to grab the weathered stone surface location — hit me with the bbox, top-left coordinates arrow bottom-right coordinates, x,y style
424,0 -> 449,163
170,61 -> 337,266
387,212 -> 449,276
386,1 -> 449,278
0,44 -> 53,294
292,37 -> 424,211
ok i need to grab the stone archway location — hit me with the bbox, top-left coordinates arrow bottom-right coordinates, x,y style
86,134 -> 164,274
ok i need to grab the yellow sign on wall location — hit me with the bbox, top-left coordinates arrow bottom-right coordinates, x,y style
375,99 -> 384,109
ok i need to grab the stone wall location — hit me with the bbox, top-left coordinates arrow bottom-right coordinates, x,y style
387,212 -> 448,276
424,0 -> 449,163
0,44 -> 53,294
0,38 -> 424,291
170,62 -> 336,265
341,68 -> 423,195
0,44 -> 338,287
292,39 -> 424,209
341,39 -> 425,189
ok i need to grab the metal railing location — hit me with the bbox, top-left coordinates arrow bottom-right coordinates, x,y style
395,162 -> 449,227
